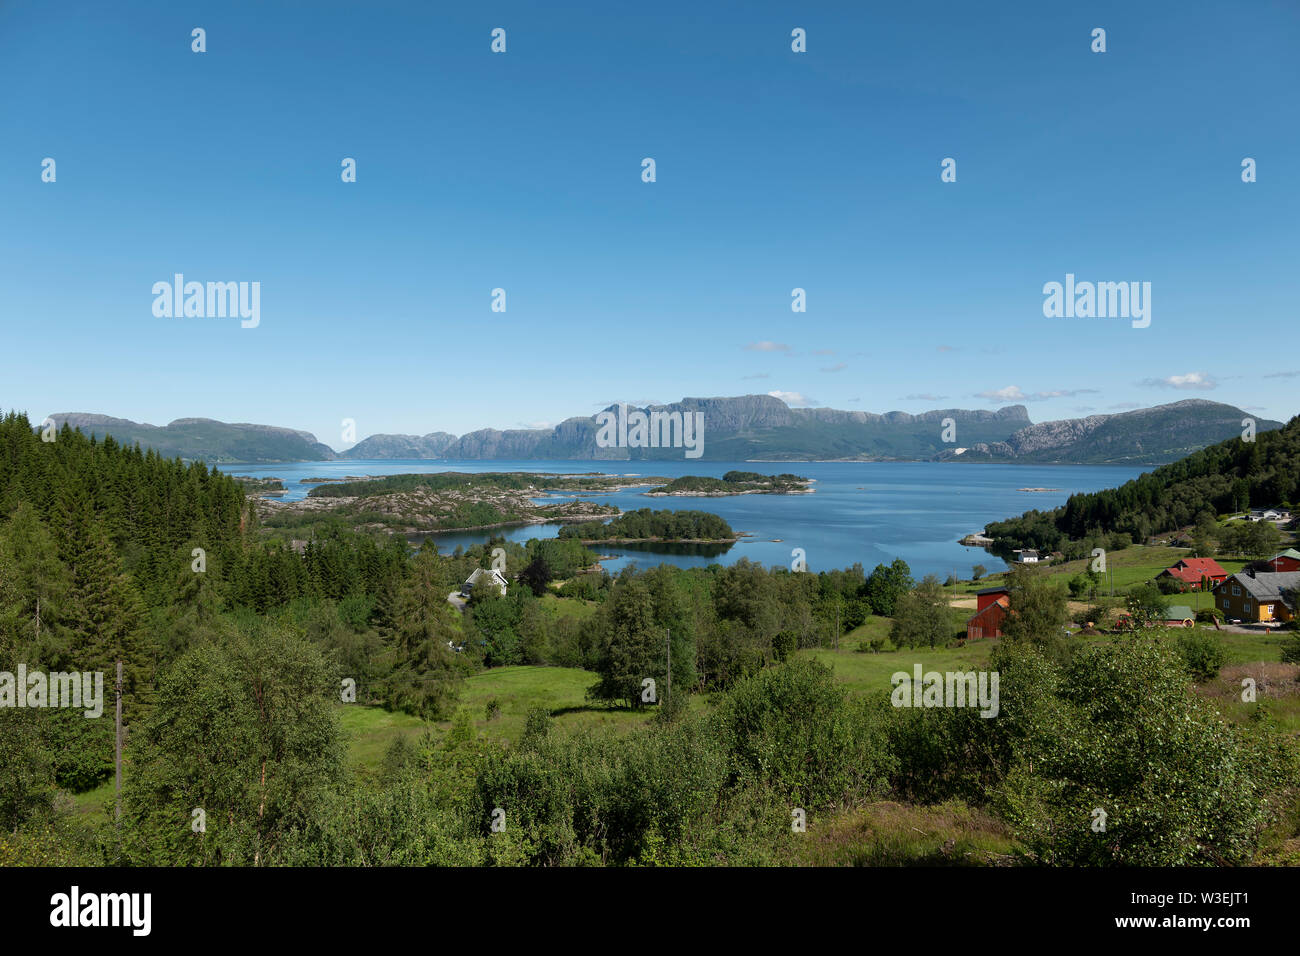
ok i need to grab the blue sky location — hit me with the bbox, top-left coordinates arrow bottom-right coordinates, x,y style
2,0 -> 1297,450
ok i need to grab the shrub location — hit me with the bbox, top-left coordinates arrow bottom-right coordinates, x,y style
1174,630 -> 1227,681
995,640 -> 1282,865
716,659 -> 894,809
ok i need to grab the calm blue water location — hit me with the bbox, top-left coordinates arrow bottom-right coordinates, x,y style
222,459 -> 1147,579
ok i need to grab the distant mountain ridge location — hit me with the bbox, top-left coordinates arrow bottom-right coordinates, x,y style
47,414 -> 338,463
936,400 -> 1282,465
43,397 -> 1285,465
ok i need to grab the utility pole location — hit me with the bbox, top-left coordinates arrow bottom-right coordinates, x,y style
115,660 -> 122,824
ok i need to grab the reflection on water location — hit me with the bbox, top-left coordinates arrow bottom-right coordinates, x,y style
601,540 -> 735,559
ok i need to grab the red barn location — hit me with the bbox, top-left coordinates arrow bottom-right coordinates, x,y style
966,586 -> 1010,640
1157,557 -> 1228,590
1265,549 -> 1300,573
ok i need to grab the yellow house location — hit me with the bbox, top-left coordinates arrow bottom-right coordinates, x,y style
1212,570 -> 1300,623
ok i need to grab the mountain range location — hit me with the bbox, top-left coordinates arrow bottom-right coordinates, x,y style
44,398 -> 1285,465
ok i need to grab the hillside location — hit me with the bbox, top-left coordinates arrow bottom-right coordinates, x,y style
339,431 -> 457,459
984,414 -> 1300,553
941,400 -> 1283,465
47,413 -> 337,463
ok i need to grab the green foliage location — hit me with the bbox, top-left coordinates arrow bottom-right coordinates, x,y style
995,640 -> 1286,865
122,621 -> 346,865
1125,583 -> 1169,628
890,576 -> 951,649
1000,566 -> 1070,656
1174,630 -> 1227,681
863,559 -> 913,617
559,508 -> 734,542
715,659 -> 894,808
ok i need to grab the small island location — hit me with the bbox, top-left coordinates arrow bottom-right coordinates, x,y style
558,508 -> 738,543
233,476 -> 287,498
644,470 -> 813,497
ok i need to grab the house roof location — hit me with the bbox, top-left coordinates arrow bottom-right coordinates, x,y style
1223,571 -> 1300,607
1272,549 -> 1300,561
1162,557 -> 1228,583
966,599 -> 1008,624
1165,605 -> 1195,621
976,586 -> 1010,595
465,567 -> 508,586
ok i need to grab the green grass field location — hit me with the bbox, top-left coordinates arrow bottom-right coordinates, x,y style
949,544 -> 1251,596
337,663 -> 680,773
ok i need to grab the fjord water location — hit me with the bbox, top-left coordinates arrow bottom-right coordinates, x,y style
226,459 -> 1146,579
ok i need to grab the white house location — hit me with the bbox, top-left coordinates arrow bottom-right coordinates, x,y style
1013,549 -> 1040,564
1247,507 -> 1293,523
462,567 -> 508,597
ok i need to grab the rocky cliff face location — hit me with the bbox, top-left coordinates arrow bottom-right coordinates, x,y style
948,400 -> 1282,464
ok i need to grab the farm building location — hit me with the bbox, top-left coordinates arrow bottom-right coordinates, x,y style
966,586 -> 1010,640
1244,507 -> 1293,523
1163,605 -> 1196,628
1211,569 -> 1300,624
461,567 -> 508,598
1265,549 -> 1300,573
1012,549 -> 1040,564
1156,557 -> 1228,590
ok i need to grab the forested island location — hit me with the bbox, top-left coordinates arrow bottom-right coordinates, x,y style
557,508 -> 737,543
644,471 -> 812,496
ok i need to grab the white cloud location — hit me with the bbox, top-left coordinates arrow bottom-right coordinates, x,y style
768,390 -> 817,407
742,373 -> 771,380
976,385 -> 1099,403
903,393 -> 950,402
976,385 -> 1028,402
1141,371 -> 1217,390
745,341 -> 791,352
820,363 -> 847,373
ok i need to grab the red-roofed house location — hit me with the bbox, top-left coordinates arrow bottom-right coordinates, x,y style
966,586 -> 1010,640
1156,557 -> 1228,590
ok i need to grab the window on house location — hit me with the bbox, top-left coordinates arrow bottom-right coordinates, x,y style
1232,586 -> 1240,596
1222,599 -> 1229,609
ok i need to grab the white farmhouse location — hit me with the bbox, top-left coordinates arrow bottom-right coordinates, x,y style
461,567 -> 508,598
